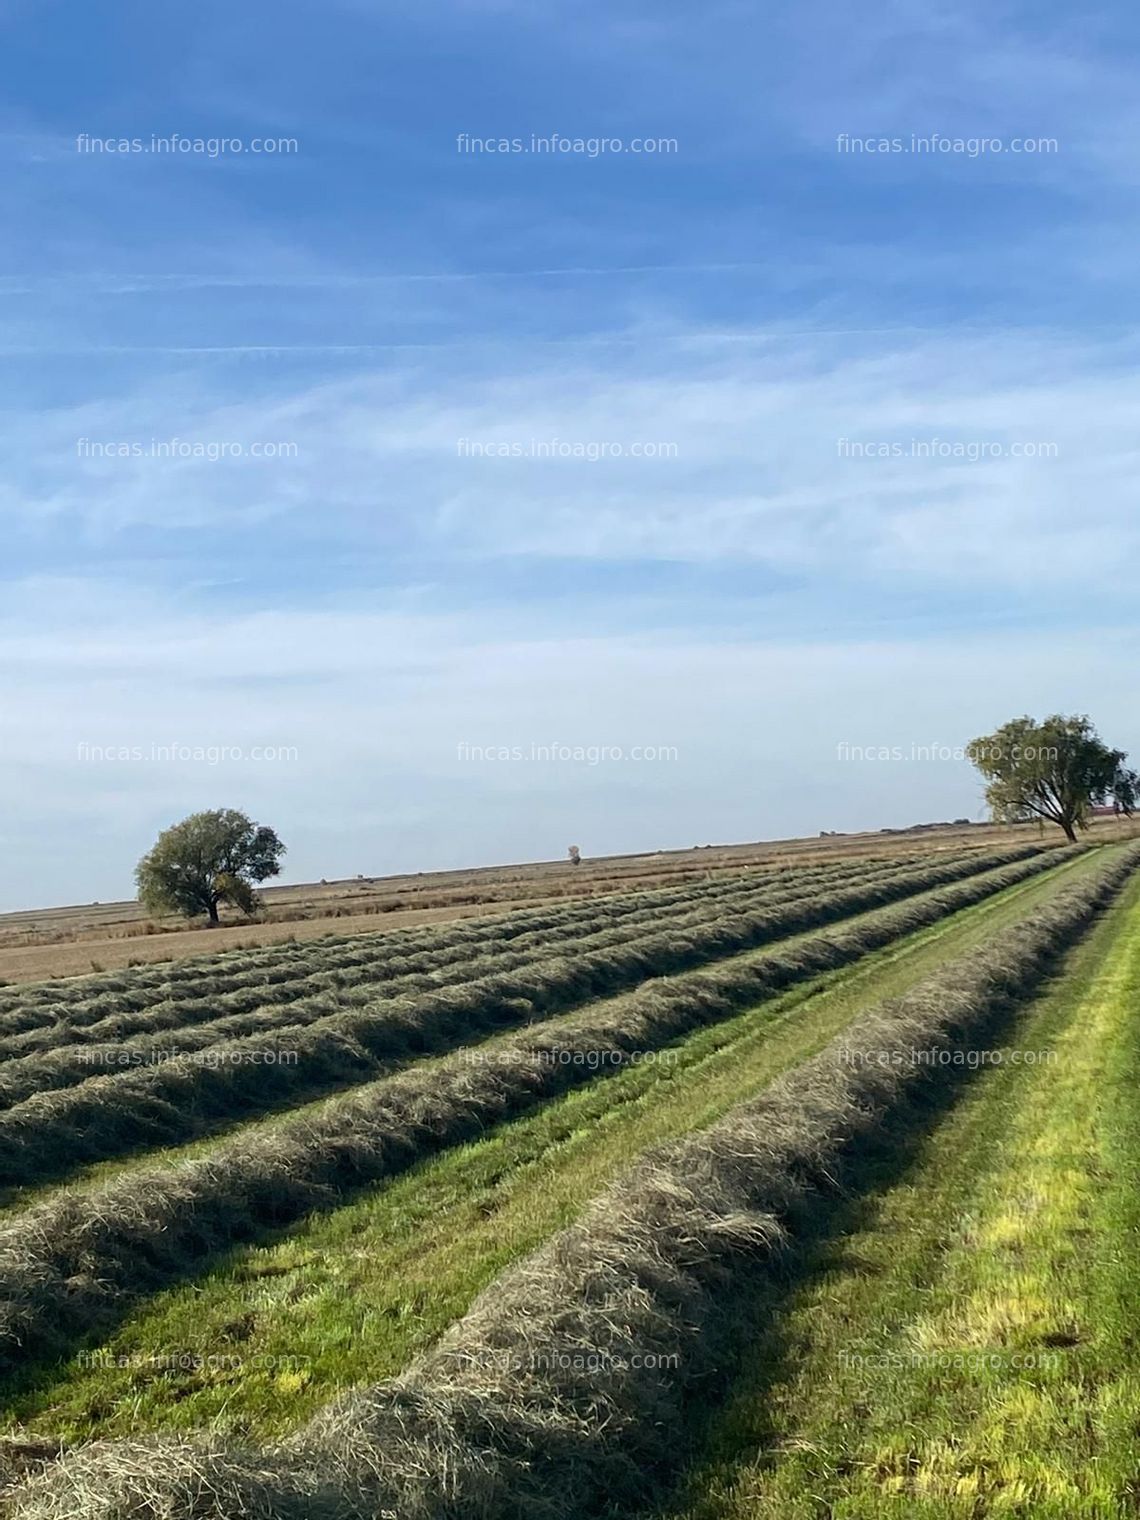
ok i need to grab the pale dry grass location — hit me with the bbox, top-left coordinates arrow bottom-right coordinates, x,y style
0,904 -> 516,985
0,847 -> 1082,1411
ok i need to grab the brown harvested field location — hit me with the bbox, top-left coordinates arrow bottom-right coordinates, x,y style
0,901 -> 522,983
2,816 -> 1133,985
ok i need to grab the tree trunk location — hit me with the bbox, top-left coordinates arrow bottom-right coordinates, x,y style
1060,818 -> 1078,843
206,898 -> 220,925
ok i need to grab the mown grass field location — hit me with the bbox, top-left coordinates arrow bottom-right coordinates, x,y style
1,831 -> 1138,1518
4,817 -> 1124,983
653,869 -> 1140,1520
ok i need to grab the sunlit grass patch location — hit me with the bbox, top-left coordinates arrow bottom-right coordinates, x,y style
650,869 -> 1140,1520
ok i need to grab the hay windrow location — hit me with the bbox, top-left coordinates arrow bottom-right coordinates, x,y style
0,855 -> 917,1081
0,854 -> 921,1037
0,847 -> 1067,1380
5,844 -> 1135,1520
0,846 -> 1048,1188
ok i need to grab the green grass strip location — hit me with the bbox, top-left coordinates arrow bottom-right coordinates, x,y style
651,872 -> 1140,1519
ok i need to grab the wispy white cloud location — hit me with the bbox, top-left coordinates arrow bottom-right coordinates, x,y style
6,323 -> 1137,598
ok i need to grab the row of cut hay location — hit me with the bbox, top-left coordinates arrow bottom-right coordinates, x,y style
3,845 -> 1010,1026
0,855 -> 914,1062
0,845 -> 1079,1382
0,855 -> 942,1095
0,854 -> 832,1021
0,866 -> 789,1034
0,853 -> 818,1013
8,840 -> 1135,1520
0,865 -> 813,1057
0,853 -> 926,1038
5,851 -> 929,1018
0,846 -> 1046,1187
0,863 -> 891,1085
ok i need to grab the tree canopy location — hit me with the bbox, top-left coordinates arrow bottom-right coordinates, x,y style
967,714 -> 1137,843
135,809 -> 285,923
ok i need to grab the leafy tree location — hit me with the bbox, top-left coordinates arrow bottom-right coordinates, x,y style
1111,765 -> 1140,816
967,715 -> 1137,843
135,809 -> 285,924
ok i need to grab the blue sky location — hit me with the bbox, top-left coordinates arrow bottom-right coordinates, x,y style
2,0 -> 1138,909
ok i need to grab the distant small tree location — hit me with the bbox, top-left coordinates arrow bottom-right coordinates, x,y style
136,809 -> 285,924
1111,767 -> 1140,816
967,714 -> 1137,844
568,845 -> 581,866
